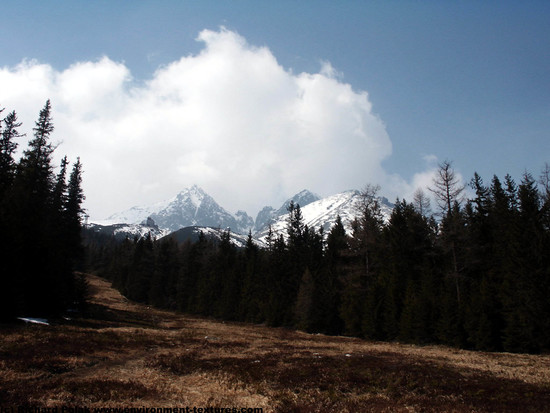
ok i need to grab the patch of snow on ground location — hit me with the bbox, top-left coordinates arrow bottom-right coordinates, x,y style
17,317 -> 49,325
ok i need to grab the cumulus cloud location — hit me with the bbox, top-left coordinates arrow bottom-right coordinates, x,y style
0,27 -> 433,220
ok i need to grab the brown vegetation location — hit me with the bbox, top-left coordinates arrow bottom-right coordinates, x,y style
1,274 -> 550,412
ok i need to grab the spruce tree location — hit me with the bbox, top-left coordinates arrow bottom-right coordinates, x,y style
501,173 -> 549,352
52,156 -> 68,215
8,101 -> 58,315
66,157 -> 85,255
0,109 -> 24,320
239,231 -> 262,322
0,110 -> 24,196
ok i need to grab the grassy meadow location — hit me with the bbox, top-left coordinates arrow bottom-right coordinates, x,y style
1,274 -> 549,412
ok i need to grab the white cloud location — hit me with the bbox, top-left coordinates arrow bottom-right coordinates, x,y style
0,28 -> 431,220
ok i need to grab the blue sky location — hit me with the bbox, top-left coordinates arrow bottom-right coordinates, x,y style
1,1 -> 549,219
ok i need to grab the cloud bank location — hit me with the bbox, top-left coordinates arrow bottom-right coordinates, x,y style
0,28 -> 432,220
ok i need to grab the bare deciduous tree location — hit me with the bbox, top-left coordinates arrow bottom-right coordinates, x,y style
413,187 -> 432,217
429,160 -> 465,303
539,162 -> 550,202
429,160 -> 465,217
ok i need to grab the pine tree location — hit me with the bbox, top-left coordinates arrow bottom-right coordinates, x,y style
239,231 -> 263,322
16,100 -> 56,201
343,185 -> 384,338
217,229 -> 240,319
501,173 -> 549,352
0,109 -> 24,320
149,237 -> 180,309
463,173 -> 504,350
126,234 -> 155,302
8,101 -> 58,315
65,157 -> 87,308
52,156 -> 68,215
0,110 -> 24,196
65,157 -> 85,253
375,199 -> 437,343
287,200 -> 305,250
326,215 -> 347,261
312,215 -> 347,335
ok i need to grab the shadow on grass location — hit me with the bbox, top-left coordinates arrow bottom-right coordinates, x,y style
150,349 -> 550,412
72,302 -> 159,329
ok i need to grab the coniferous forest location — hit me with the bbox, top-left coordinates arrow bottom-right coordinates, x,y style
0,101 -> 87,320
86,163 -> 550,354
1,102 -> 549,355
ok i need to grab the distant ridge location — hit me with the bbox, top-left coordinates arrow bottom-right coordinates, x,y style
254,190 -> 394,243
105,185 -> 254,234
93,186 -> 393,244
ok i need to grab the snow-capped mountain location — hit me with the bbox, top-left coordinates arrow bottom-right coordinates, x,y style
161,226 -> 260,248
254,190 -> 394,243
253,189 -> 321,232
85,218 -> 170,241
105,185 -> 254,234
94,186 -> 395,245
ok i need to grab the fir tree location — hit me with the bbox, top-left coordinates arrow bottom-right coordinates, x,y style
9,101 -> 57,315
0,110 -> 24,196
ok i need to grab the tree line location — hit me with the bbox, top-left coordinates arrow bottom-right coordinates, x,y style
0,101 -> 86,321
87,161 -> 550,353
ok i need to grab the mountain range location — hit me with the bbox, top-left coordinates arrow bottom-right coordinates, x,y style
105,185 -> 254,234
88,185 -> 394,246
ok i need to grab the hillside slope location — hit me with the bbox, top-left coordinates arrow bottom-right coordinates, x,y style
1,274 -> 549,411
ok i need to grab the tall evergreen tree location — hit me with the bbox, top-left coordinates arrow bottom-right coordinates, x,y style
501,173 -> 549,352
65,157 -> 85,253
52,156 -> 69,215
9,101 -> 58,315
0,101 -> 87,317
0,109 -> 24,320
0,110 -> 24,196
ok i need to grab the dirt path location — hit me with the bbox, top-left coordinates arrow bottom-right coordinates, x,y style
1,273 -> 550,412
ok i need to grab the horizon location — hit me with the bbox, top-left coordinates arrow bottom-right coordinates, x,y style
100,184 -> 364,224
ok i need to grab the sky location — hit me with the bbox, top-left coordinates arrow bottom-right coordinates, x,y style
1,1 -> 549,220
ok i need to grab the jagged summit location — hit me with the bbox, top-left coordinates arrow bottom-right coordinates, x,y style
98,186 -> 393,244
254,190 -> 394,243
105,185 -> 253,234
254,189 -> 321,232
276,189 -> 321,215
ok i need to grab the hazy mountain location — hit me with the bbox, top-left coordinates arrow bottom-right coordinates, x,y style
253,189 -> 321,232
161,226 -> 259,248
254,190 -> 394,243
85,218 -> 169,241
105,185 -> 253,234
95,186 -> 393,245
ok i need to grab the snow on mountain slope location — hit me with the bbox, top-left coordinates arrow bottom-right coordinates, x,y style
255,190 -> 393,243
96,186 -> 395,244
254,189 -> 321,232
104,185 -> 253,234
85,221 -> 170,241
104,198 -> 172,226
162,226 -> 263,248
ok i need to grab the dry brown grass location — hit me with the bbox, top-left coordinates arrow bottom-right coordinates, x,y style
1,274 -> 550,412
